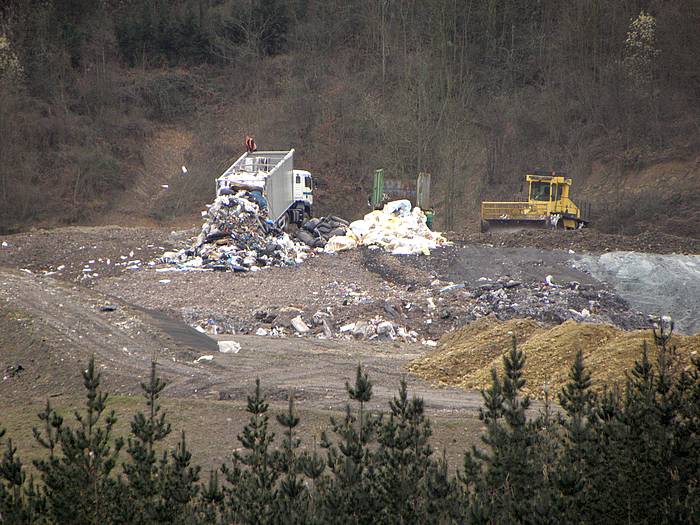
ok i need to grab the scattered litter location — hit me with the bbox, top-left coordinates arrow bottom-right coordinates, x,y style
98,305 -> 117,312
1,241 -> 8,247
255,327 -> 269,336
194,355 -> 214,363
325,236 -> 358,252
20,268 -> 32,274
158,279 -> 171,284
545,275 -> 555,286
218,341 -> 241,354
161,184 -> 169,189
439,283 -> 465,293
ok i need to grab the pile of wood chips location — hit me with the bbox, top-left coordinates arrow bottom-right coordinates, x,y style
409,317 -> 700,399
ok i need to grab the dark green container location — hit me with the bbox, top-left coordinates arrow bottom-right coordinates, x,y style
425,209 -> 434,230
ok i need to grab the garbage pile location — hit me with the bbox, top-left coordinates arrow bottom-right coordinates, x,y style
249,306 -> 427,344
295,216 -> 350,248
160,191 -> 305,272
325,200 -> 448,255
437,274 -> 649,330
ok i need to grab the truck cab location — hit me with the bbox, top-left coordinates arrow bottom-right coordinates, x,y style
282,169 -> 313,228
293,169 -> 313,209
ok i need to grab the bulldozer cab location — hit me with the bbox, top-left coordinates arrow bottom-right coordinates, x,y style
526,174 -> 574,209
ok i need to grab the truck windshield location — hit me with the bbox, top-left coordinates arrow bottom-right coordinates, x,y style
531,182 -> 551,201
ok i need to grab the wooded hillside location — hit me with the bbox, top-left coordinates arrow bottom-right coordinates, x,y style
1,0 -> 699,234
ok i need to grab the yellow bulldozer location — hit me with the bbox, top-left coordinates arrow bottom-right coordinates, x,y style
480,170 -> 590,232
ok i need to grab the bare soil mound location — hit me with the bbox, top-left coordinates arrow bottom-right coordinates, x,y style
409,318 -> 700,399
458,229 -> 700,255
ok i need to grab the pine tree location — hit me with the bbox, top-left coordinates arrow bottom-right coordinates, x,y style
158,431 -> 201,524
300,437 -> 326,521
221,378 -> 279,525
0,428 -> 33,524
33,355 -> 124,525
346,364 -> 374,446
372,378 -> 438,523
120,360 -> 172,524
317,364 -> 380,524
462,337 -> 548,523
554,350 -> 598,523
197,469 -> 224,524
274,390 -> 309,523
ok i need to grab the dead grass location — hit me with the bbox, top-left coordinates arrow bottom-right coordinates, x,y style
410,319 -> 700,399
0,395 -> 482,476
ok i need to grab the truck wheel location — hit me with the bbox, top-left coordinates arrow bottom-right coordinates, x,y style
480,220 -> 490,233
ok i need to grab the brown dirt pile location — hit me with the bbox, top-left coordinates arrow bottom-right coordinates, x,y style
457,229 -> 700,255
409,318 -> 700,399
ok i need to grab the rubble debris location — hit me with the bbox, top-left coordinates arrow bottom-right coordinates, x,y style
340,323 -> 355,333
291,316 -> 310,334
322,319 -> 333,338
160,191 -> 306,272
4,364 -> 24,379
295,216 -> 350,248
98,305 -> 117,312
218,340 -> 241,354
312,310 -> 332,325
325,200 -> 448,255
181,309 -> 237,335
376,321 -> 396,339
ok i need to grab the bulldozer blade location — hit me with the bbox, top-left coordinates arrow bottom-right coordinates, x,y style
481,219 -> 550,234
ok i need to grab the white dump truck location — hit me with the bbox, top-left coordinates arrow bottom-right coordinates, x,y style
215,149 -> 313,229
